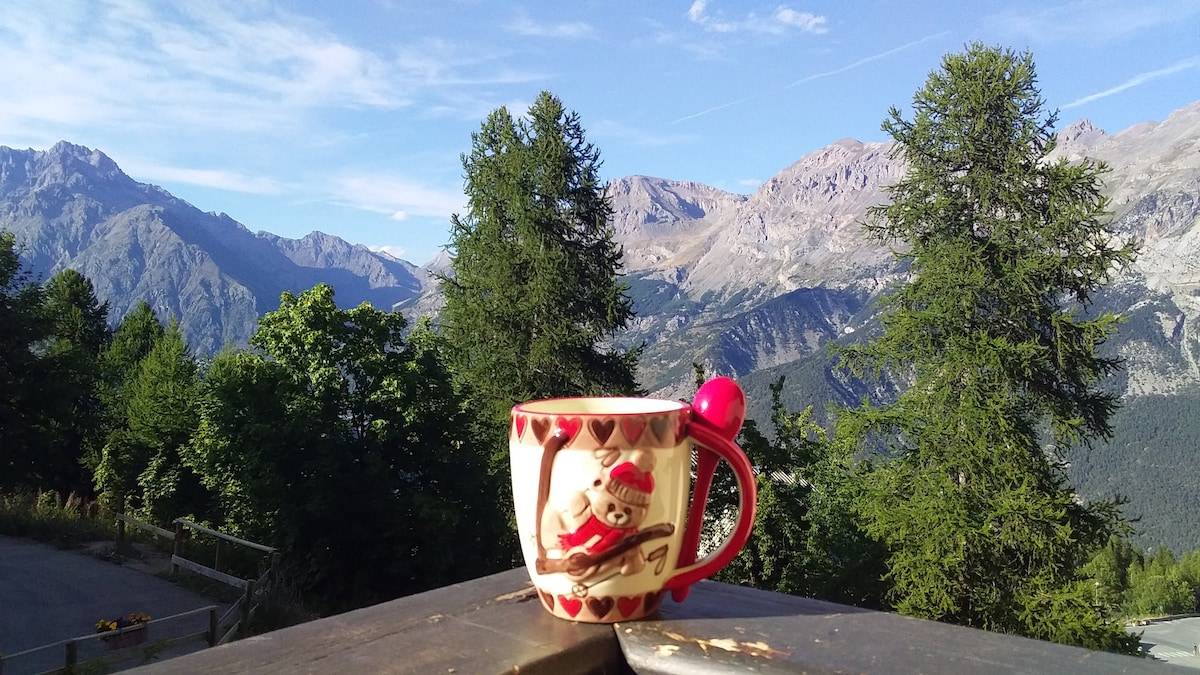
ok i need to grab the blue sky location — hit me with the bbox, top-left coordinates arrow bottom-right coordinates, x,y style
2,1 -> 1198,266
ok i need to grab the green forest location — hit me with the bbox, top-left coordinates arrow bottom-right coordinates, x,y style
3,46 -> 1198,657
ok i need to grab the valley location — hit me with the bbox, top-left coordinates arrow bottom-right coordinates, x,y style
2,100 -> 1199,554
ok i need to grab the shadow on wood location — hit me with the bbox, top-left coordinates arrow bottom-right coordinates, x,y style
124,569 -> 1183,674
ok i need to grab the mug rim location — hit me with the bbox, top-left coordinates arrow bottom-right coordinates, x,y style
514,396 -> 689,416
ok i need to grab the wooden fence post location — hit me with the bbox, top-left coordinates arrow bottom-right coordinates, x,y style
173,521 -> 185,575
116,494 -> 126,547
65,640 -> 77,671
266,550 -> 280,613
214,538 -> 222,573
208,607 -> 218,647
241,578 -> 255,638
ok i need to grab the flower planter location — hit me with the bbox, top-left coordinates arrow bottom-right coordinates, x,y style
100,623 -> 147,650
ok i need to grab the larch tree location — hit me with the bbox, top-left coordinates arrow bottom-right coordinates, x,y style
835,44 -> 1139,653
439,91 -> 641,460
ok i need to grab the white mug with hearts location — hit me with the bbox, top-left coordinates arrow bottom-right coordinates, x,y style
509,378 -> 757,623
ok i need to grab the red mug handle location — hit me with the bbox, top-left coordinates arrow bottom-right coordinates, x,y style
664,379 -> 757,597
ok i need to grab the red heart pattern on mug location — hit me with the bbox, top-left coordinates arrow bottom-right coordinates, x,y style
585,597 -> 614,619
555,416 -> 582,444
531,417 -> 550,444
620,418 -> 646,445
589,419 -> 615,445
617,596 -> 641,618
558,595 -> 583,618
649,416 -> 669,444
514,414 -> 528,440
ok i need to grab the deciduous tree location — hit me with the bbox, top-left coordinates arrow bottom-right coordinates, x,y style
706,373 -> 887,606
187,285 -> 505,608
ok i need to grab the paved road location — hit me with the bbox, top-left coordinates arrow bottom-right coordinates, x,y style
1141,616 -> 1200,670
0,536 -> 219,674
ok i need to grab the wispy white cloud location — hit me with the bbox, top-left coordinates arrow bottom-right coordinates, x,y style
687,0 -> 827,35
367,244 -> 408,260
591,120 -> 698,147
774,8 -> 827,34
785,31 -> 950,88
0,1 -> 548,138
673,32 -> 948,124
1063,56 -> 1200,109
987,0 -> 1200,44
507,16 -> 593,38
332,174 -> 466,221
124,162 -> 287,195
0,1 -> 402,138
672,96 -> 758,124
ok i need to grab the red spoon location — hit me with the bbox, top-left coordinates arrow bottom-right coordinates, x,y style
673,377 -> 746,602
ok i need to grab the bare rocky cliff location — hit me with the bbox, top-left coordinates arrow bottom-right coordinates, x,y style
0,142 -> 424,352
611,102 -> 1200,396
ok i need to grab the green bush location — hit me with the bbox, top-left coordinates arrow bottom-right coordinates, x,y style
0,490 -> 114,547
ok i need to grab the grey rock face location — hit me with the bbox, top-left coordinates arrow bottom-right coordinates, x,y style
0,142 -> 423,353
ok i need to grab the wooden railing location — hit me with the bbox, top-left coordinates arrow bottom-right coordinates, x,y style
0,606 -> 217,675
122,568 -> 1181,674
170,517 -> 279,643
115,513 -> 278,642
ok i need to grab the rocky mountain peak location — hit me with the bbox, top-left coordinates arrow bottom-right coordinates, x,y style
0,141 -> 168,217
422,249 -> 454,275
607,175 -> 745,239
31,141 -> 130,190
48,140 -> 122,173
751,138 -> 898,213
1057,119 -> 1107,150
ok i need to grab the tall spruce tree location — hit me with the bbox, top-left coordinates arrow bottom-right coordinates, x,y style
42,269 -> 111,493
835,44 -> 1139,652
96,319 -> 204,522
439,91 -> 641,455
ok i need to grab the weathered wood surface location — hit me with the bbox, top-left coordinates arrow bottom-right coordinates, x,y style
175,518 -> 276,553
125,568 -> 626,675
617,580 -> 1180,674
122,569 -> 1183,674
171,554 -> 248,589
115,513 -> 175,540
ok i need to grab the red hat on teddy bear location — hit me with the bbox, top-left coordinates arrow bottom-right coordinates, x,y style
607,461 -> 653,507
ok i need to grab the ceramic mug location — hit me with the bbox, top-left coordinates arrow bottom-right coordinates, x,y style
509,377 -> 757,623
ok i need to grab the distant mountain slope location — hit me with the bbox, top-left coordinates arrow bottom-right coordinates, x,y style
0,142 -> 425,352
3,100 -> 1200,553
610,101 -> 1200,395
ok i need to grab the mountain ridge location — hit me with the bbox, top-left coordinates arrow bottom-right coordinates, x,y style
0,141 -> 425,352
3,100 -> 1200,552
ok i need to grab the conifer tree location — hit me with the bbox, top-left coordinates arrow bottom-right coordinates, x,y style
836,44 -> 1139,652
439,91 -> 641,459
96,320 -> 203,521
0,232 -> 55,489
42,269 -> 111,492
